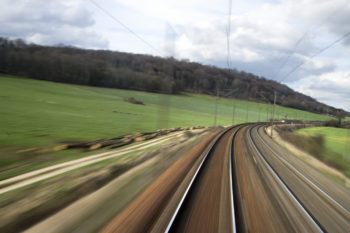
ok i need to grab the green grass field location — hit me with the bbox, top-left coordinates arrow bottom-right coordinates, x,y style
296,127 -> 350,161
0,75 -> 332,148
0,75 -> 333,173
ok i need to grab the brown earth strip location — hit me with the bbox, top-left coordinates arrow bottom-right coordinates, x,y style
100,130 -> 221,233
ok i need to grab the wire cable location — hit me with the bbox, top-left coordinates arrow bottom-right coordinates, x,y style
275,2 -> 349,83
226,0 -> 233,71
279,31 -> 350,83
272,31 -> 308,80
88,0 -> 163,56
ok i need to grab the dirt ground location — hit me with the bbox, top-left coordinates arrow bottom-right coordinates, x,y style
100,131 -> 220,233
23,128 -> 215,233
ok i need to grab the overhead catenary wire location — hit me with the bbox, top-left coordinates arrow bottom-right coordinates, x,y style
267,3 -> 350,121
226,0 -> 233,71
88,0 -> 163,56
164,22 -> 178,57
275,2 -> 349,83
271,31 -> 309,80
279,31 -> 350,83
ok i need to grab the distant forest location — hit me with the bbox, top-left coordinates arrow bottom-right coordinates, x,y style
0,37 -> 346,117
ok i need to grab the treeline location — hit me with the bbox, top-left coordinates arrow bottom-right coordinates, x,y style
0,37 -> 345,116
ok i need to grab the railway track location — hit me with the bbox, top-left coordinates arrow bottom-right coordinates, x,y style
247,125 -> 324,232
165,125 -> 243,233
6,122 -> 349,233
256,125 -> 349,215
95,123 -> 350,233
250,125 -> 350,232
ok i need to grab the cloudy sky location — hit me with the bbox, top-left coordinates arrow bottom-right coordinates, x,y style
1,0 -> 349,110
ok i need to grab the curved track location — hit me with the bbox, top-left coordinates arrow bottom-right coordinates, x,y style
165,125 -> 242,233
101,124 -> 350,233
246,124 -> 350,232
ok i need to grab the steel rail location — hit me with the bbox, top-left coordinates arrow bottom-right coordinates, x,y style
164,125 -> 242,233
256,125 -> 350,216
229,126 -> 243,233
247,125 -> 324,233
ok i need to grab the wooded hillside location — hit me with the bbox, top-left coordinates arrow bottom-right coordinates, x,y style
0,37 -> 345,116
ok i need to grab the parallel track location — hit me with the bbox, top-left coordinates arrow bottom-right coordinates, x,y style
247,125 -> 324,232
257,125 -> 350,215
251,124 -> 350,232
165,125 -> 244,233
100,123 -> 349,233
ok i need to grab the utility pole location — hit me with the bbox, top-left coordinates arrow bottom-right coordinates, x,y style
232,100 -> 236,125
246,104 -> 249,122
157,94 -> 170,130
271,91 -> 276,137
266,110 -> 269,122
346,128 -> 349,161
214,88 -> 219,126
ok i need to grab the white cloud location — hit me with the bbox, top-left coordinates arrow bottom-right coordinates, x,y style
0,0 -> 107,48
285,0 -> 350,44
292,71 -> 350,111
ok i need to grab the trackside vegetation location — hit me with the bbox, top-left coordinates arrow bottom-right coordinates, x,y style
296,127 -> 350,161
278,126 -> 350,178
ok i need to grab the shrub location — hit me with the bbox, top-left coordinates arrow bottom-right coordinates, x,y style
279,128 -> 349,178
124,97 -> 144,105
324,120 -> 340,128
184,130 -> 194,138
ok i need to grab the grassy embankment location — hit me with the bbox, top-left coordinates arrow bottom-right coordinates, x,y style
296,127 -> 350,162
0,75 -> 332,176
279,126 -> 350,179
